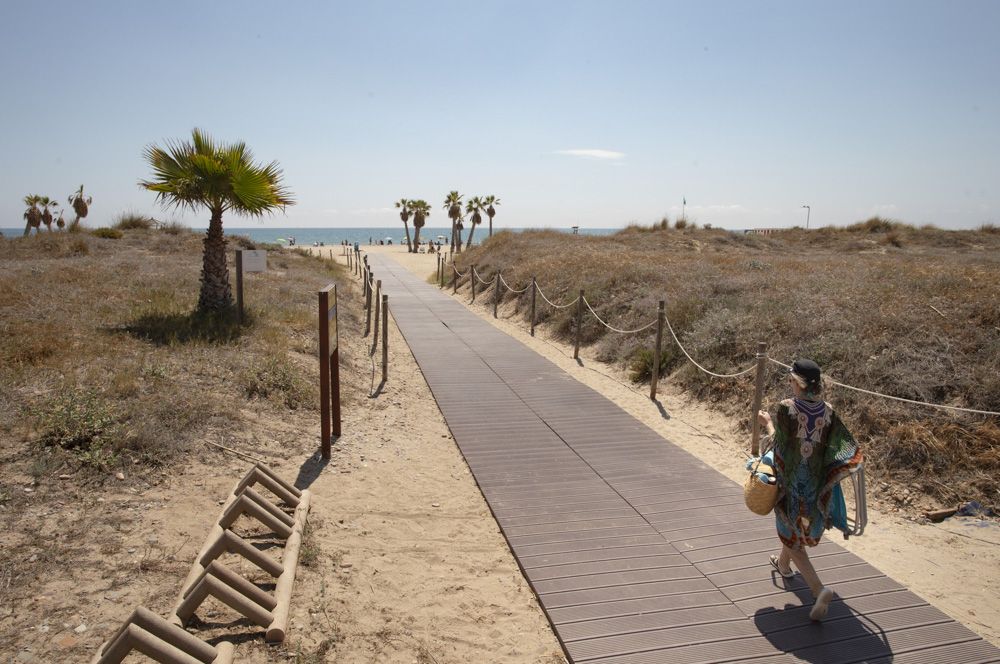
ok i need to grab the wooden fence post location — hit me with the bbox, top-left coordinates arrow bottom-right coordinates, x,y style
750,342 -> 769,456
381,294 -> 389,381
371,280 -> 381,355
364,271 -> 373,336
439,256 -> 444,288
650,300 -> 665,400
471,265 -> 477,303
573,290 -> 584,360
493,272 -> 500,318
452,264 -> 458,294
530,277 -> 537,337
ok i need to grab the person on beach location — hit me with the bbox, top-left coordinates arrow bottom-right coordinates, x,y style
757,359 -> 863,621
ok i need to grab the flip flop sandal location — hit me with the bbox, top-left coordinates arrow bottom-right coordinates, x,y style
769,555 -> 795,579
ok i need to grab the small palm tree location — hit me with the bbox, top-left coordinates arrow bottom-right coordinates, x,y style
56,210 -> 66,230
140,128 -> 294,311
67,185 -> 93,230
410,199 -> 431,249
483,195 -> 501,237
444,191 -> 463,253
465,196 -> 484,249
39,196 -> 58,232
22,195 -> 41,236
395,198 -> 414,252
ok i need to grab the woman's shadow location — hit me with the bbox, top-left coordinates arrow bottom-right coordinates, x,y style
753,577 -> 893,662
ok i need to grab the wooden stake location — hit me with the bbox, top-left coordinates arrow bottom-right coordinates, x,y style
530,277 -> 536,337
381,294 -> 389,382
750,342 -> 769,456
573,290 -> 584,359
650,300 -> 665,400
493,272 -> 500,318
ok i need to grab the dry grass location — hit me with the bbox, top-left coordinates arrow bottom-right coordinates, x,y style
457,223 -> 1000,508
0,226 -> 366,661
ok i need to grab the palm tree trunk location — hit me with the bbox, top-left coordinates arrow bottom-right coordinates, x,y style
489,216 -> 493,238
23,220 -> 31,236
403,221 -> 413,252
465,223 -> 477,249
197,207 -> 233,311
412,225 -> 422,249
450,219 -> 457,253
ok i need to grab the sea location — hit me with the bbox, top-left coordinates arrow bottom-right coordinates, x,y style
2,226 -> 619,246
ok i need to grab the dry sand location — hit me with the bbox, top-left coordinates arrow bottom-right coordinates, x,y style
354,243 -> 1000,648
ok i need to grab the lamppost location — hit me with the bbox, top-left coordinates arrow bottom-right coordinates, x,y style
801,205 -> 811,229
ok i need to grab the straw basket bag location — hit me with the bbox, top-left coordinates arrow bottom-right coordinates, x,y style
744,456 -> 778,516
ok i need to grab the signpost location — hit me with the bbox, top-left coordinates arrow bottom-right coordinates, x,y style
235,249 -> 267,325
318,284 -> 341,459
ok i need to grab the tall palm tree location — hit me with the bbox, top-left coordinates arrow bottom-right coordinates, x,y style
22,195 -> 41,236
410,199 -> 431,249
395,198 -> 413,252
39,196 -> 58,232
483,195 -> 501,237
443,191 -> 463,253
67,185 -> 92,230
140,128 -> 294,311
465,196 -> 484,249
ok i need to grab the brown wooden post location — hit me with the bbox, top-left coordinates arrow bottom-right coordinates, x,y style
530,276 -> 537,337
235,249 -> 244,325
471,265 -> 477,302
381,293 -> 389,381
364,271 -> 373,336
650,300 -> 665,400
573,290 -> 584,360
439,255 -> 444,288
371,280 -> 381,355
318,284 -> 340,459
452,264 -> 458,294
493,272 -> 500,318
750,342 -> 769,456
347,249 -> 351,270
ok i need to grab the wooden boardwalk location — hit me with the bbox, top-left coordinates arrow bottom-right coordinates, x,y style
367,254 -> 999,664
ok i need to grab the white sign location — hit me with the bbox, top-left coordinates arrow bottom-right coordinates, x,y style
242,250 -> 267,273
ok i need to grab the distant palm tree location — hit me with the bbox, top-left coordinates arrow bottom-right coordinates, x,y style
22,195 -> 41,236
410,199 -> 431,249
140,128 -> 294,311
395,198 -> 414,252
465,196 -> 484,249
39,196 -> 58,231
444,191 -> 463,253
483,195 -> 501,237
56,210 -> 66,230
67,185 -> 92,230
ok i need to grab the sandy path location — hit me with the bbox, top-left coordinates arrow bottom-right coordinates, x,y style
354,243 -> 1000,648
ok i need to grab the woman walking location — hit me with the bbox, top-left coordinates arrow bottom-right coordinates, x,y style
757,359 -> 863,621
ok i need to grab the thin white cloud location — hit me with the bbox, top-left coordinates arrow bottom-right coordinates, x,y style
554,149 -> 625,161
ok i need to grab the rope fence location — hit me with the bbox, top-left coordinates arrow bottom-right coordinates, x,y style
443,257 -> 1000,417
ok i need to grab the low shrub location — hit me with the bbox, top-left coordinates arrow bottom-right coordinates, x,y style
33,390 -> 123,466
113,211 -> 154,230
91,228 -> 124,239
160,221 -> 188,235
629,348 -> 674,383
240,356 -> 316,410
674,218 -> 688,230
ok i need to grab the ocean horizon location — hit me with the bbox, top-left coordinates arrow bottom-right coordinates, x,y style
3,225 -> 620,247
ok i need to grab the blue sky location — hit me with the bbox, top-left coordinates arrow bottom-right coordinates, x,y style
1,1 -> 998,230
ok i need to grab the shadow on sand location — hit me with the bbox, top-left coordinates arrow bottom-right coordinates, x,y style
294,452 -> 330,490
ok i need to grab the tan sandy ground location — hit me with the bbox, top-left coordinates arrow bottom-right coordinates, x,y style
352,243 -> 1000,648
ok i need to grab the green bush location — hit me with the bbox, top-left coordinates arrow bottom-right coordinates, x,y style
91,228 -> 124,239
34,390 -> 123,466
113,211 -> 154,230
630,348 -> 675,383
240,356 -> 315,410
